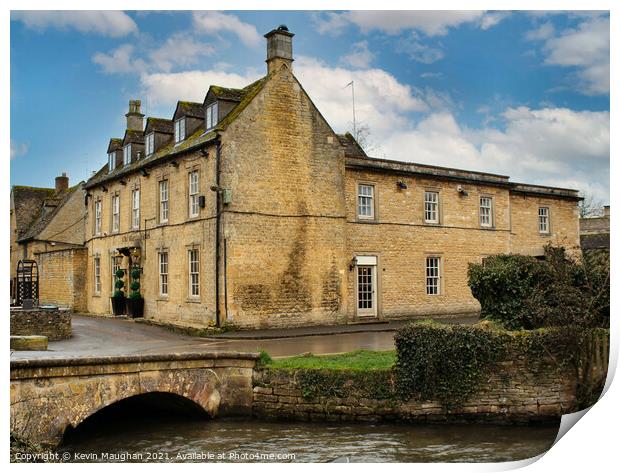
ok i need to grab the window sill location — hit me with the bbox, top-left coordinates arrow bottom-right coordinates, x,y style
356,218 -> 378,224
187,215 -> 201,221
424,221 -> 441,226
156,296 -> 169,301
92,294 -> 101,298
186,298 -> 201,304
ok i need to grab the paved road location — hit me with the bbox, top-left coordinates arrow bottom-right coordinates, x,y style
10,314 -> 477,361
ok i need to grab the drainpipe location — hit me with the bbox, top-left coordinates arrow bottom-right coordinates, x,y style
214,137 -> 222,327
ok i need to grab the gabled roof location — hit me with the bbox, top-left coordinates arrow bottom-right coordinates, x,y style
204,85 -> 246,105
11,186 -> 56,239
173,101 -> 204,121
338,133 -> 367,158
85,71 -> 271,189
123,129 -> 144,146
145,117 -> 173,135
214,76 -> 270,131
18,184 -> 83,242
107,138 -> 123,153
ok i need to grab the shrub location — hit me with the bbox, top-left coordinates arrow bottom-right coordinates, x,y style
114,279 -> 125,290
115,269 -> 125,279
468,253 -> 544,329
468,245 -> 608,330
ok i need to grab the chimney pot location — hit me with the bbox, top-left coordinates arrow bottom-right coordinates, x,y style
264,25 -> 294,74
603,205 -> 610,217
55,173 -> 69,193
125,99 -> 145,131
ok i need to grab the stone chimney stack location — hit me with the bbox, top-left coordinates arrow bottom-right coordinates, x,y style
264,25 -> 294,74
603,205 -> 610,217
125,99 -> 144,131
55,172 -> 69,193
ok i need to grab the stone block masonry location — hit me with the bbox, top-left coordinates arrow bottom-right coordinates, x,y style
10,308 -> 71,341
252,356 -> 578,425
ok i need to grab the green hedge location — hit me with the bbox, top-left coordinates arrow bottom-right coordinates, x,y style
468,245 -> 608,330
393,321 -> 609,407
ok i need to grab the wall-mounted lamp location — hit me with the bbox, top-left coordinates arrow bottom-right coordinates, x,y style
120,179 -> 127,186
348,256 -> 358,271
397,180 -> 408,190
141,168 -> 150,177
101,186 -> 108,193
169,161 -> 179,168
457,185 -> 469,197
200,149 -> 209,158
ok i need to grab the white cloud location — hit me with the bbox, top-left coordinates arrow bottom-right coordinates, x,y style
381,107 -> 609,202
10,140 -> 29,160
525,22 -> 555,41
479,11 -> 510,30
527,16 -> 609,95
314,10 -> 507,37
396,35 -> 445,63
11,11 -> 137,37
148,34 -> 216,72
92,44 -> 146,75
295,56 -> 428,138
93,34 -> 215,75
140,70 -> 262,107
192,11 -> 262,47
340,41 -> 375,68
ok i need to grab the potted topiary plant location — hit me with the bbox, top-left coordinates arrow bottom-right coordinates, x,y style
126,267 -> 144,318
111,268 -> 126,315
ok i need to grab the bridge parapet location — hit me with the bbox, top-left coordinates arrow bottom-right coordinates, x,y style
10,352 -> 259,447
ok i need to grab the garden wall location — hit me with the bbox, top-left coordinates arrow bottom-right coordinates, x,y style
10,308 -> 72,341
253,328 -> 609,424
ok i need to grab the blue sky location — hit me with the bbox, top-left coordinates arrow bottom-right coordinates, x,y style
10,10 -> 610,202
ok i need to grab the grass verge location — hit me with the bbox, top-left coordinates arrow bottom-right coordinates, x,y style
267,349 -> 396,371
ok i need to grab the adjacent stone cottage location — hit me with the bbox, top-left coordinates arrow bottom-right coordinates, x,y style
83,26 -> 581,329
10,174 -> 87,310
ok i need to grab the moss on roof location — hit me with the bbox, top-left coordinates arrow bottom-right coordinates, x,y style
175,101 -> 204,119
86,74 -> 270,189
208,85 -> 246,102
107,138 -> 123,153
215,75 -> 270,131
123,129 -> 145,145
145,117 -> 174,135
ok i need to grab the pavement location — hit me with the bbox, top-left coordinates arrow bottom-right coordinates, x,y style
9,314 -> 478,361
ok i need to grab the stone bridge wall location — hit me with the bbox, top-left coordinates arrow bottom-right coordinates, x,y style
10,352 -> 258,446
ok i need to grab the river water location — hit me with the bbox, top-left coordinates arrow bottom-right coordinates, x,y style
59,416 -> 560,463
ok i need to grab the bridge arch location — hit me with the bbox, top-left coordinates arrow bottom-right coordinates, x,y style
10,352 -> 258,447
61,391 -> 212,444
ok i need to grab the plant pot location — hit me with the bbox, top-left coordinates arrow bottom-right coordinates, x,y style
127,297 -> 144,318
111,296 -> 126,316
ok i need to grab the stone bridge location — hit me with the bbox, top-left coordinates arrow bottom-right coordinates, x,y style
10,351 -> 259,446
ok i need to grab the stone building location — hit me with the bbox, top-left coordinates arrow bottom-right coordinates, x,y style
83,26 -> 581,329
10,174 -> 87,310
580,206 -> 610,251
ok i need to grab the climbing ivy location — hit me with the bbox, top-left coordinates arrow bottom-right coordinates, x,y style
394,323 -> 509,406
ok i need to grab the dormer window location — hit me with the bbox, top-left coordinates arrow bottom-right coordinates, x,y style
123,144 -> 132,166
175,118 -> 186,143
108,152 -> 116,173
206,102 -> 218,130
146,133 -> 155,157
